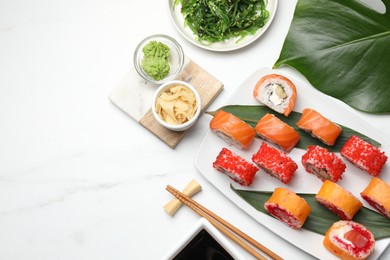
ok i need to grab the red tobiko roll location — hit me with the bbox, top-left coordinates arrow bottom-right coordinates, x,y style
252,142 -> 298,184
341,135 -> 388,177
302,145 -> 346,182
213,148 -> 258,186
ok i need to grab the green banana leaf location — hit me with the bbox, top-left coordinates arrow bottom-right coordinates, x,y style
273,0 -> 390,114
207,105 -> 381,152
231,184 -> 390,239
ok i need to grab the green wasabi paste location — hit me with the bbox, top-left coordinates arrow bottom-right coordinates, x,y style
141,41 -> 170,81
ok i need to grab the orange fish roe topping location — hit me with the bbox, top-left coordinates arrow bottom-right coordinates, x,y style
341,135 -> 388,177
302,145 -> 346,182
252,142 -> 297,184
213,148 -> 258,186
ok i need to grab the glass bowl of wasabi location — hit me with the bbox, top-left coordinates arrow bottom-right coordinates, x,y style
134,34 -> 185,84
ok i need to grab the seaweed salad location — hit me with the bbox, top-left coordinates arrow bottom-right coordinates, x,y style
174,0 -> 270,43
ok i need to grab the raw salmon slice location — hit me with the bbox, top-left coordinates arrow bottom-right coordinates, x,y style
210,110 -> 256,150
255,113 -> 300,152
297,108 -> 342,146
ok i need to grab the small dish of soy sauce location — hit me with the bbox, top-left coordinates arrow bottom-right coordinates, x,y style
162,218 -> 244,260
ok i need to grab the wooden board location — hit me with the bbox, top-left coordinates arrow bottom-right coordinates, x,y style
109,58 -> 223,148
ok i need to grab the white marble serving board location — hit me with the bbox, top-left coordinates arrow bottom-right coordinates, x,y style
109,58 -> 224,148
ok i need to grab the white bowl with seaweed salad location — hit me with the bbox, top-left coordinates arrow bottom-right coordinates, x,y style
169,0 -> 278,52
134,34 -> 185,84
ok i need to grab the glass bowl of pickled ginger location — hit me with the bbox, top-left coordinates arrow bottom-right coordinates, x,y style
134,34 -> 185,84
152,80 -> 201,131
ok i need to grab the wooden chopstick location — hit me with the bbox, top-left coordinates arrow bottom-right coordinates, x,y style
166,185 -> 283,260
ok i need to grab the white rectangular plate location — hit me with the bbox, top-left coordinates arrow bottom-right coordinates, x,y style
194,67 -> 390,259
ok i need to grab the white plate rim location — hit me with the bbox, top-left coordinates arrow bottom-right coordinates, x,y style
194,67 -> 390,259
168,0 -> 278,52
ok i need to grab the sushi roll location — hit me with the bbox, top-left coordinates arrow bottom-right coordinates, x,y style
316,180 -> 363,220
210,110 -> 256,150
251,142 -> 298,184
296,108 -> 342,146
301,145 -> 346,182
360,177 -> 390,219
323,220 -> 375,260
264,187 -> 311,229
255,113 -> 300,152
213,148 -> 258,186
253,74 -> 297,116
341,135 -> 388,176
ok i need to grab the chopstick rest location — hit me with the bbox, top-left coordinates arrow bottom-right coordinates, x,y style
163,179 -> 202,216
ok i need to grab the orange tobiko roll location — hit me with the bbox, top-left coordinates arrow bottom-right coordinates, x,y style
255,113 -> 300,152
361,177 -> 390,219
297,108 -> 342,146
316,180 -> 363,220
324,221 -> 375,260
210,110 -> 256,150
264,187 -> 311,229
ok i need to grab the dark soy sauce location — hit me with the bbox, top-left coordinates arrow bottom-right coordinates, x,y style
173,229 -> 234,260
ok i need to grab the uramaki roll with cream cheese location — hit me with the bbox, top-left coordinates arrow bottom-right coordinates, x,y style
253,74 -> 297,117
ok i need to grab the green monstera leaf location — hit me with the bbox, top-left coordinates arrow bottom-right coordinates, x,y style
274,0 -> 390,113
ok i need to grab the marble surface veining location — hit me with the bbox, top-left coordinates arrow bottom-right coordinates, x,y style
0,0 -> 389,260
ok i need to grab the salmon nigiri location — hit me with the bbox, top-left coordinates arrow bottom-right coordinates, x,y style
253,74 -> 297,116
255,113 -> 300,152
296,108 -> 342,146
210,110 -> 256,150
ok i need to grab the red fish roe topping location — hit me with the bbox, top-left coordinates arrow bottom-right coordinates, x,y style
341,135 -> 388,176
252,142 -> 297,184
265,204 -> 299,228
361,194 -> 390,219
213,148 -> 258,186
322,203 -> 349,220
302,145 -> 346,182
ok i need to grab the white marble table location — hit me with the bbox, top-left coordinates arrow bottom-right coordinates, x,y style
0,0 -> 389,259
